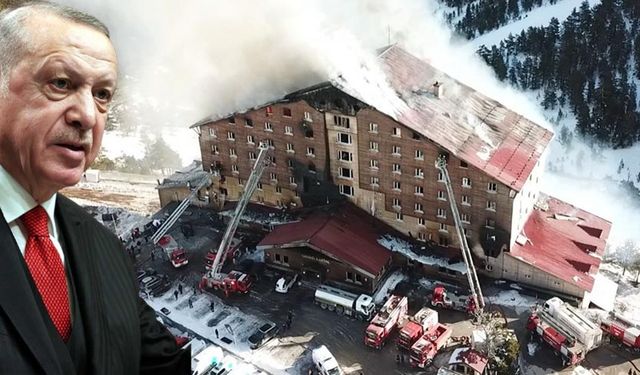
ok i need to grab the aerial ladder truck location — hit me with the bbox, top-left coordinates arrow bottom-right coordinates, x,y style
149,175 -> 211,268
200,144 -> 270,297
433,155 -> 485,316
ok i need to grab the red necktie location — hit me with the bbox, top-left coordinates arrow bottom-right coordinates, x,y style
21,206 -> 71,341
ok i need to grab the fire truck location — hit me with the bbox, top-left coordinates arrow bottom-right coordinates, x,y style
434,157 -> 484,316
200,144 -> 270,297
157,234 -> 188,268
527,297 -> 602,366
397,307 -> 439,351
314,285 -> 376,321
600,313 -> 640,351
409,323 -> 453,368
364,295 -> 408,349
430,285 -> 477,314
204,237 -> 242,270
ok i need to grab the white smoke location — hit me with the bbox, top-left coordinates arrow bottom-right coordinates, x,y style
55,0 -> 638,245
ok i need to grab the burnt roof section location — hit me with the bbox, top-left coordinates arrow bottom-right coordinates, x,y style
157,160 -> 209,190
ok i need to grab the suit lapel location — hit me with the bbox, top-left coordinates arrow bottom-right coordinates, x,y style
0,210 -> 64,375
55,197 -> 110,375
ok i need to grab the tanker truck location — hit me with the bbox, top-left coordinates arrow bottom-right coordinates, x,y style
314,285 -> 375,321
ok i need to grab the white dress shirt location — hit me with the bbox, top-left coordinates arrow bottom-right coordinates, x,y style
0,165 -> 65,264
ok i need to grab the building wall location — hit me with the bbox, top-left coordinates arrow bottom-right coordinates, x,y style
263,246 -> 382,293
486,252 -> 585,298
326,112 -> 360,199
199,100 -> 327,207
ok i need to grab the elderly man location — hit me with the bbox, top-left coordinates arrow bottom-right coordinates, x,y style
0,2 -> 189,374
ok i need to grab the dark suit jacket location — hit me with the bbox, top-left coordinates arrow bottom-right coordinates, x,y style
0,195 -> 190,374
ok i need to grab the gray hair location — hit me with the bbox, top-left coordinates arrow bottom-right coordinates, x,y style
0,1 -> 110,94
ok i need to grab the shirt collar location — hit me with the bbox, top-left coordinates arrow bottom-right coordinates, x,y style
0,164 -> 58,229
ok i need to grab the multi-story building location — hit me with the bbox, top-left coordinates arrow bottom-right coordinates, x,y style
190,45 -> 610,302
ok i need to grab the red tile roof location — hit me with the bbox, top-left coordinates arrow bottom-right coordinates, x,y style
509,193 -> 612,292
374,45 -> 554,191
258,205 -> 392,276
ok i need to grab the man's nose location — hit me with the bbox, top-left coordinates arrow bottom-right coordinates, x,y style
65,89 -> 97,129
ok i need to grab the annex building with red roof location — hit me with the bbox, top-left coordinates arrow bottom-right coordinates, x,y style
190,44 -> 612,301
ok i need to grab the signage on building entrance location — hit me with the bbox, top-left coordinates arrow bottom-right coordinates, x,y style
301,254 -> 330,265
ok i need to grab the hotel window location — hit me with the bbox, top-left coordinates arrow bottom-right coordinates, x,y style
270,173 -> 277,181
307,147 -> 315,156
229,148 -> 237,157
392,181 -> 401,191
305,127 -> 314,138
270,156 -> 277,165
282,107 -> 292,117
339,184 -> 354,196
245,118 -> 253,127
437,190 -> 446,201
415,186 -> 424,195
264,122 -> 273,131
287,159 -> 293,168
392,198 -> 401,208
275,186 -> 282,194
334,115 -> 350,128
238,178 -> 244,186
460,160 -> 468,168
418,218 -> 426,226
231,164 -> 239,173
369,122 -> 378,133
439,235 -> 449,246
418,232 -> 427,241
211,145 -> 219,155
227,117 -> 235,124
415,168 -> 424,178
392,145 -> 401,156
338,151 -> 353,162
369,141 -> 379,152
486,219 -> 496,229
289,176 -> 296,185
339,167 -> 353,179
462,195 -> 471,206
461,213 -> 471,224
284,126 -> 293,135
462,177 -> 472,188
371,176 -> 379,186
414,203 -> 424,213
415,149 -> 424,160
439,223 -> 448,232
265,139 -> 274,148
392,163 -> 401,174
247,135 -> 255,144
392,127 -> 401,137
248,151 -> 256,160
437,208 -> 446,218
487,182 -> 498,193
286,143 -> 295,153
257,182 -> 263,190
338,133 -> 352,144
396,212 -> 403,221
304,111 -> 312,121
227,131 -> 235,141
370,159 -> 379,169
308,162 -> 316,172
209,128 -> 217,137
486,200 -> 496,211
437,171 -> 445,182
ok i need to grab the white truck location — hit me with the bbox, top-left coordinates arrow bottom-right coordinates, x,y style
543,297 -> 603,351
314,285 -> 375,321
312,345 -> 342,375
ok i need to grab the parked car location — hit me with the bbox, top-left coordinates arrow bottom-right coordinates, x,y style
248,322 -> 278,350
191,345 -> 223,375
312,345 -> 342,375
275,273 -> 299,294
140,275 -> 171,297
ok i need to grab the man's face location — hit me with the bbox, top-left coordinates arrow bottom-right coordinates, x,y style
0,13 -> 117,200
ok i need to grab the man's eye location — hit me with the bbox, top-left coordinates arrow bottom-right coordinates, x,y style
51,78 -> 70,90
95,89 -> 112,102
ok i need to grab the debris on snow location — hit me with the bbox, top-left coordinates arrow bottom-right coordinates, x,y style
378,234 -> 467,274
485,290 -> 538,314
373,271 -> 408,304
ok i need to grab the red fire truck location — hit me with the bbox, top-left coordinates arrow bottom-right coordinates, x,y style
397,307 -> 438,351
600,313 -> 640,351
364,295 -> 408,349
409,323 -> 453,368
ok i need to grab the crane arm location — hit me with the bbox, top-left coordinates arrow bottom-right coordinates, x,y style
435,156 -> 485,311
209,144 -> 270,278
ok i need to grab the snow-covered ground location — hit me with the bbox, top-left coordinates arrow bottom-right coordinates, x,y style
372,270 -> 408,304
378,234 -> 468,274
471,0 -> 602,48
485,289 -> 539,315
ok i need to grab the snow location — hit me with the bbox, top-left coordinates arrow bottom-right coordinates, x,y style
484,290 -> 538,314
471,0 -> 602,48
372,271 -> 408,304
377,234 -> 468,275
587,273 -> 618,312
527,342 -> 538,356
572,366 -> 596,375
145,283 -> 307,374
